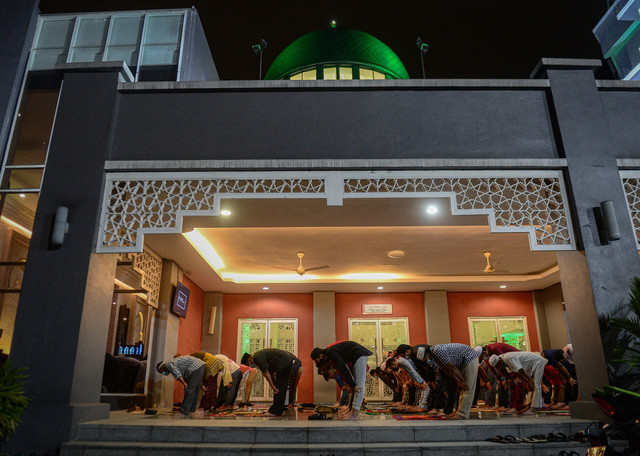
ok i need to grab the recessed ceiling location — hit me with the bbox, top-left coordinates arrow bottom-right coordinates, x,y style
145,197 -> 560,294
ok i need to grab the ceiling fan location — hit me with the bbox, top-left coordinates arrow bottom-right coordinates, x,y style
482,251 -> 512,274
482,251 -> 495,273
274,252 -> 329,276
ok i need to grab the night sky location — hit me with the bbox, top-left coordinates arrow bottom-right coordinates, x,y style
38,0 -> 612,80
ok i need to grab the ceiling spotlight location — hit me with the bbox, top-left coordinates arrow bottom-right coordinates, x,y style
377,286 -> 384,290
426,205 -> 438,215
499,285 -> 507,289
263,287 -> 269,290
387,250 -> 405,259
220,209 -> 231,216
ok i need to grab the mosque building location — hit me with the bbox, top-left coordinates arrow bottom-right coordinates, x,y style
1,3 -> 640,454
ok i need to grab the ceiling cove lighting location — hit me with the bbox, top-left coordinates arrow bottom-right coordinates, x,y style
183,230 -> 225,269
1,216 -> 32,238
222,273 -> 318,283
426,205 -> 438,215
220,209 -> 231,216
340,273 -> 399,280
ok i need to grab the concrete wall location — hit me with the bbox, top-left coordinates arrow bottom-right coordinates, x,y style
110,84 -> 559,161
599,89 -> 640,158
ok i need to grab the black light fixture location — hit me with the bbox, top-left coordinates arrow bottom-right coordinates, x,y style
416,37 -> 429,79
252,38 -> 268,80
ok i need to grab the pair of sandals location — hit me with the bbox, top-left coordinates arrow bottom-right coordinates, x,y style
486,432 -> 570,444
557,451 -> 581,456
308,413 -> 333,420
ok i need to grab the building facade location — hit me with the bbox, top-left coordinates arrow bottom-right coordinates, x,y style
2,1 -> 640,454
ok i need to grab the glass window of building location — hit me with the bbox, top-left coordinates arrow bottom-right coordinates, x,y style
103,15 -> 144,67
301,69 -> 316,80
359,68 -> 374,79
323,67 -> 337,80
30,17 -> 75,70
339,67 -> 353,79
69,16 -> 110,62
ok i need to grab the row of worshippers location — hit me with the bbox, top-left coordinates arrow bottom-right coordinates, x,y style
155,341 -> 577,419
156,348 -> 302,417
367,342 -> 577,417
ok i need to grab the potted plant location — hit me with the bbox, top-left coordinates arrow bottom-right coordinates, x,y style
0,359 -> 28,442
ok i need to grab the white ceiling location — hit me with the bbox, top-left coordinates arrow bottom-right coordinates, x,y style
145,197 -> 560,294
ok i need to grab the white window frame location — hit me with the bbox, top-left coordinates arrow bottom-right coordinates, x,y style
467,316 -> 530,350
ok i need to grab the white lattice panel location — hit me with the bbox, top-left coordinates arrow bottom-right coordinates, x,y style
131,248 -> 162,308
98,171 -> 575,253
621,171 -> 640,249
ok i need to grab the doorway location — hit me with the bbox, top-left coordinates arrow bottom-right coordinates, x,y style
349,318 -> 408,400
237,318 -> 298,401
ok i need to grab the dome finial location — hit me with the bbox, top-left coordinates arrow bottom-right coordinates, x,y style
330,20 -> 337,28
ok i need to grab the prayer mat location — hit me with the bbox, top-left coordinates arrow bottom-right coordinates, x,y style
365,409 -> 394,415
535,409 -> 570,416
393,414 -> 445,420
206,409 -> 268,417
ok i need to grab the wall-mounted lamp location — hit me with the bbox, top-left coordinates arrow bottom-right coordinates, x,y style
416,36 -> 430,79
50,206 -> 69,247
600,200 -> 620,241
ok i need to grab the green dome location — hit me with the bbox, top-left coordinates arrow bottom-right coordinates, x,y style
265,28 -> 409,80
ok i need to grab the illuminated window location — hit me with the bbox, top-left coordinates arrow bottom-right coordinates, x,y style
302,69 -> 316,80
359,68 -> 373,80
323,67 -> 337,80
339,67 -> 353,79
373,70 -> 386,79
468,317 -> 530,351
289,73 -> 302,80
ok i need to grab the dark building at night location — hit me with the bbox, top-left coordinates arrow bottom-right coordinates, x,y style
2,2 -> 640,454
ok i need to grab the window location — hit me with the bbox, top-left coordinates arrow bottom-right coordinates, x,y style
468,317 -> 530,351
323,67 -> 337,80
339,67 -> 353,79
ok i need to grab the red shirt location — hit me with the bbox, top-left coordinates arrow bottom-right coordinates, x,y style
486,343 -> 519,355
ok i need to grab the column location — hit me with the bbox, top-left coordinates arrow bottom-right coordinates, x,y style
424,291 -> 451,344
149,260 -> 181,408
313,291 -> 336,403
201,292 -> 223,354
3,65 -> 125,454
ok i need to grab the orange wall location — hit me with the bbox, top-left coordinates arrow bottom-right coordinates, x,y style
174,275 -> 204,402
220,294 -> 314,403
447,292 -> 540,351
335,293 -> 427,344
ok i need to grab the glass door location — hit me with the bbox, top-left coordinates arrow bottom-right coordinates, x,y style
349,318 -> 408,400
237,318 -> 297,401
468,317 -> 529,351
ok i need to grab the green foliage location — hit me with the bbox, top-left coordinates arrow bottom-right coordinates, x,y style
0,359 -> 28,441
603,277 -> 640,391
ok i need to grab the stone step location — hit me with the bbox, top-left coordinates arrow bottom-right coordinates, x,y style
72,419 -> 588,444
61,440 -> 590,456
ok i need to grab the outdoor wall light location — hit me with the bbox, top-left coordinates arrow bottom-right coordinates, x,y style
600,200 -> 621,241
50,206 -> 69,248
252,38 -> 268,80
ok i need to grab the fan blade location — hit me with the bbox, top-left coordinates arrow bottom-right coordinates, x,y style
272,266 -> 299,272
304,265 -> 330,272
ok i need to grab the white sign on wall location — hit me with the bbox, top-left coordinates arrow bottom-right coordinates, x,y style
362,304 -> 393,314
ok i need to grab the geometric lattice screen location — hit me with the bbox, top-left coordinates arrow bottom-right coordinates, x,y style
620,171 -> 640,249
97,170 -> 575,252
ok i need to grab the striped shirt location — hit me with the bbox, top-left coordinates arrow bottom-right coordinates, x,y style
431,343 -> 478,369
165,355 -> 205,381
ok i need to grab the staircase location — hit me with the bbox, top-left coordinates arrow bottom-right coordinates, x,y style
61,414 -> 592,455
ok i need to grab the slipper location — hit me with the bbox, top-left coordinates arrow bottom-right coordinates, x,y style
485,435 -> 519,443
547,432 -> 570,442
